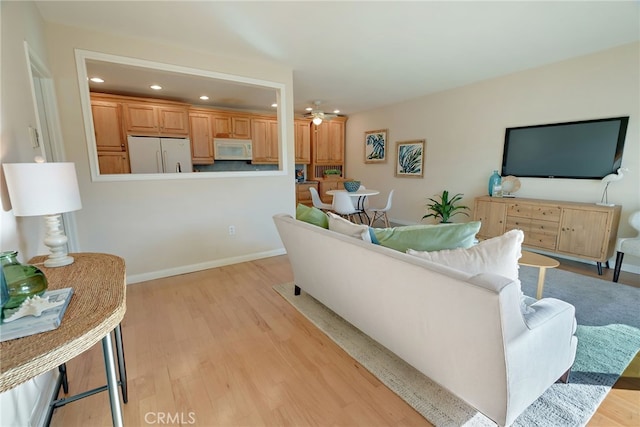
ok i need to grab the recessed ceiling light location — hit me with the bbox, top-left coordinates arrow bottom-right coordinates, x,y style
150,85 -> 162,90
305,107 -> 313,111
333,109 -> 340,114
199,95 -> 209,100
271,103 -> 277,108
90,77 -> 104,83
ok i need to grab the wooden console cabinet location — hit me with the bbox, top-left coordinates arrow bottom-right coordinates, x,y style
473,196 -> 621,273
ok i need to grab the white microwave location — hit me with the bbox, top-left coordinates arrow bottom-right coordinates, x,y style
214,138 -> 253,160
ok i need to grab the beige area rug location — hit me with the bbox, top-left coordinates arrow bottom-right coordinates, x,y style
273,282 -> 495,426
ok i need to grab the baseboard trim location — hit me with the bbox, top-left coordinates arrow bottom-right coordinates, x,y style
126,248 -> 286,284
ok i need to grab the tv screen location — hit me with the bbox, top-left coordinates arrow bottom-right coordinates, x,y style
501,116 -> 629,179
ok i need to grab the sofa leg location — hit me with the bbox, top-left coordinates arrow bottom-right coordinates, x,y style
558,368 -> 571,384
294,285 -> 301,296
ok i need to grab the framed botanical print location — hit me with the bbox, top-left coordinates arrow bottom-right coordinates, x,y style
364,129 -> 387,163
395,139 -> 425,178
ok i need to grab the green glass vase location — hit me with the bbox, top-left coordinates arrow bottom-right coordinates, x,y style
0,251 -> 48,310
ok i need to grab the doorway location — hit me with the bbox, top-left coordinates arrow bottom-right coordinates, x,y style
24,41 -> 79,251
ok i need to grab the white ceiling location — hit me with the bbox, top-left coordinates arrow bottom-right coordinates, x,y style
36,1 -> 640,116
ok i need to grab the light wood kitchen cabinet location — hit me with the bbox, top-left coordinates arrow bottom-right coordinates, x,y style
97,151 -> 130,174
294,119 -> 311,164
124,102 -> 189,137
318,178 -> 346,204
473,196 -> 621,273
310,116 -> 347,181
189,112 -> 214,164
251,117 -> 278,163
296,181 -> 319,207
312,118 -> 345,164
211,113 -> 251,139
91,100 -> 125,152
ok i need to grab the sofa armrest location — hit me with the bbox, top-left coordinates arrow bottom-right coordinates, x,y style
523,298 -> 576,330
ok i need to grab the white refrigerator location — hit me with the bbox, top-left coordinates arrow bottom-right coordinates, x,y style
127,136 -> 193,173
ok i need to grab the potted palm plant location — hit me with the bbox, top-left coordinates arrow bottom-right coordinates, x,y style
422,190 -> 470,223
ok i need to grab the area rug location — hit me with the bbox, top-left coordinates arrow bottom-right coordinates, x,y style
273,268 -> 640,426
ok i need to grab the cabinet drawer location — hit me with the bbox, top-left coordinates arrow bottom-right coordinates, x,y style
296,183 -> 318,206
525,232 -> 557,250
531,205 -> 561,222
507,202 -> 533,218
529,219 -> 559,236
506,217 -> 530,231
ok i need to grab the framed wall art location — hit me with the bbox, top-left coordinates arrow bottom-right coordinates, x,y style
395,139 -> 425,178
364,129 -> 388,163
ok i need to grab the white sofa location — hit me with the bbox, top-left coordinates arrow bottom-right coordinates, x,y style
273,213 -> 578,426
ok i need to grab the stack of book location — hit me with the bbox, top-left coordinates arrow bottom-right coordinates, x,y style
0,287 -> 73,342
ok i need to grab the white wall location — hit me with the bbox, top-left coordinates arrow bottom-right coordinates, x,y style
346,43 -> 640,272
1,3 -> 60,424
42,22 -> 296,281
1,0 -> 52,260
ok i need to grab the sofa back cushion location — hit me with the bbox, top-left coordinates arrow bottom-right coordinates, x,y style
373,221 -> 481,252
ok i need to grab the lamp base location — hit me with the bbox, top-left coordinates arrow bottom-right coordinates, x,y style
595,202 -> 615,207
43,214 -> 74,268
44,254 -> 74,267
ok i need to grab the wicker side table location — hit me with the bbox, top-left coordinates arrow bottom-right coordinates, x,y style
0,253 -> 126,426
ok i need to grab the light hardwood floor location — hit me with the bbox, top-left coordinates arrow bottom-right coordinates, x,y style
49,255 -> 639,426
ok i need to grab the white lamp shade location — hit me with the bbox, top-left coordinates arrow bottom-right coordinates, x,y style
3,162 -> 82,216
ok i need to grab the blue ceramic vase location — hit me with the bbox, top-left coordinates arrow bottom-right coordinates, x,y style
488,170 -> 501,196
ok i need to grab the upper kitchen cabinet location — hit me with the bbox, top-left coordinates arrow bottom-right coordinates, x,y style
310,117 -> 346,180
294,119 -> 311,164
312,118 -> 345,164
123,99 -> 189,137
91,98 -> 125,152
251,116 -> 279,164
189,110 -> 214,165
211,112 -> 251,139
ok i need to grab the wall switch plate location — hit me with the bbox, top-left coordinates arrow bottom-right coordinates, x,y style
228,225 -> 236,235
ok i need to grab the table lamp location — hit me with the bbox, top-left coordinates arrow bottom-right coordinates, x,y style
3,161 -> 82,267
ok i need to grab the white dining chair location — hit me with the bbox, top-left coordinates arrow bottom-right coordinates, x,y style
309,187 -> 332,211
613,210 -> 640,282
369,189 -> 394,227
332,191 -> 362,223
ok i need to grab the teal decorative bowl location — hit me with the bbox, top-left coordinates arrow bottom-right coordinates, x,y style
343,180 -> 361,192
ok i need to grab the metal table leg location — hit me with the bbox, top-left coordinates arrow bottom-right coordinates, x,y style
114,324 -> 128,403
102,332 -> 124,427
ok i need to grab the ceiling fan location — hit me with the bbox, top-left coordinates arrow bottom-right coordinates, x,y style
304,100 -> 338,125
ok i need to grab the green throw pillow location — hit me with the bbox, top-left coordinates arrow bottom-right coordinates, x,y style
372,221 -> 481,252
295,204 -> 329,229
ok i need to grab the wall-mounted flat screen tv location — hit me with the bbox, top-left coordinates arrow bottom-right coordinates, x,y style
501,116 -> 629,179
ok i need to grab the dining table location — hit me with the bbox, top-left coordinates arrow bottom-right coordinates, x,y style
326,188 -> 380,224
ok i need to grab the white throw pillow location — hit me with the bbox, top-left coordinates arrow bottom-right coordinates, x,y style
327,212 -> 372,243
407,229 -> 534,314
406,229 -> 524,280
